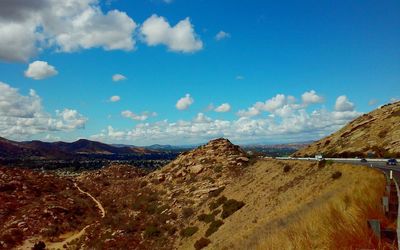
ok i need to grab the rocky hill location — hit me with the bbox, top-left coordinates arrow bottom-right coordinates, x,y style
293,101 -> 400,158
0,167 -> 98,249
3,138 -> 389,250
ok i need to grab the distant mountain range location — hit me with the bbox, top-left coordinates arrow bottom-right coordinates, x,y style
0,137 -> 156,160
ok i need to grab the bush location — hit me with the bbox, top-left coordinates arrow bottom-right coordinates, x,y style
221,199 -> 245,219
194,237 -> 211,250
144,225 -> 161,238
209,196 -> 227,210
331,171 -> 342,180
198,213 -> 215,223
214,165 -> 223,173
33,241 -> 46,250
180,226 -> 199,237
205,220 -> 224,237
317,159 -> 326,168
182,207 -> 194,218
209,187 -> 225,198
283,165 -> 291,173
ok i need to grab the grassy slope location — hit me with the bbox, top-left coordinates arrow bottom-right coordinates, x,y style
177,160 -> 387,250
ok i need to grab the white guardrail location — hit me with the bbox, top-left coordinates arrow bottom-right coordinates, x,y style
274,157 -> 400,162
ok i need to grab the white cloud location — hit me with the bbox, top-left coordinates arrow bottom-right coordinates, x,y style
215,31 -> 230,41
236,75 -> 244,80
301,90 -> 324,105
24,61 -> 58,80
0,81 -> 87,139
112,74 -> 127,82
121,110 -> 157,121
0,0 -> 137,62
215,103 -> 231,113
238,94 -> 288,117
91,91 -> 363,145
109,95 -> 121,102
0,21 -> 38,62
92,105 -> 361,145
176,94 -> 194,110
140,14 -> 203,53
335,95 -> 355,112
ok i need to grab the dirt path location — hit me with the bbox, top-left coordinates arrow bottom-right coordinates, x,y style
74,183 -> 106,218
18,183 -> 105,250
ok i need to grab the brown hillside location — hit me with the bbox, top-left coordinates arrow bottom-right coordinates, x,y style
9,138 -> 389,249
293,101 -> 400,158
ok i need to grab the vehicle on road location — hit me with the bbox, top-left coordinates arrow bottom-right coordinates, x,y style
360,158 -> 367,162
315,154 -> 323,161
387,159 -> 398,166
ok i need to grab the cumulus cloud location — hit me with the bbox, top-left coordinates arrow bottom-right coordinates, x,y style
109,95 -> 121,102
238,94 -> 288,117
176,94 -> 194,110
0,81 -> 87,139
214,103 -> 231,113
121,110 -> 157,121
92,92 -> 362,145
140,15 -> 203,53
0,0 -> 137,62
112,74 -> 127,82
335,95 -> 355,112
24,61 -> 58,80
215,31 -> 230,41
301,90 -> 324,105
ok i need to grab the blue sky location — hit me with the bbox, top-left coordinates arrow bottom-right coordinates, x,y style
0,0 -> 399,145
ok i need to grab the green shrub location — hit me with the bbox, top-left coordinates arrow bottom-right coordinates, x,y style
326,160 -> 334,165
317,159 -> 326,168
194,237 -> 211,250
198,213 -> 215,223
214,165 -> 223,173
180,226 -> 198,237
205,220 -> 224,237
331,171 -> 342,180
283,165 -> 291,173
182,207 -> 194,218
221,199 -> 245,219
144,225 -> 161,238
209,196 -> 227,210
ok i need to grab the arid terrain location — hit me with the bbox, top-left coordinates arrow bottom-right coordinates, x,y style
0,138 -> 393,249
293,101 -> 400,158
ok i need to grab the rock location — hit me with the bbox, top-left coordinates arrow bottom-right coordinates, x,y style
237,157 -> 249,162
189,164 -> 204,174
157,174 -> 165,182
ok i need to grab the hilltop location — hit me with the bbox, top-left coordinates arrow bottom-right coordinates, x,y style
293,101 -> 400,158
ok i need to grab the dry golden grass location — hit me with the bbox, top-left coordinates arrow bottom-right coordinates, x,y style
177,160 -> 388,250
257,164 -> 390,250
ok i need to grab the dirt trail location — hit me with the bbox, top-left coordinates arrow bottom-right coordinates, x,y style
74,183 -> 106,218
18,183 -> 105,250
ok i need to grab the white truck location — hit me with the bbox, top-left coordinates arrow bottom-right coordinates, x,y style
315,154 -> 323,161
